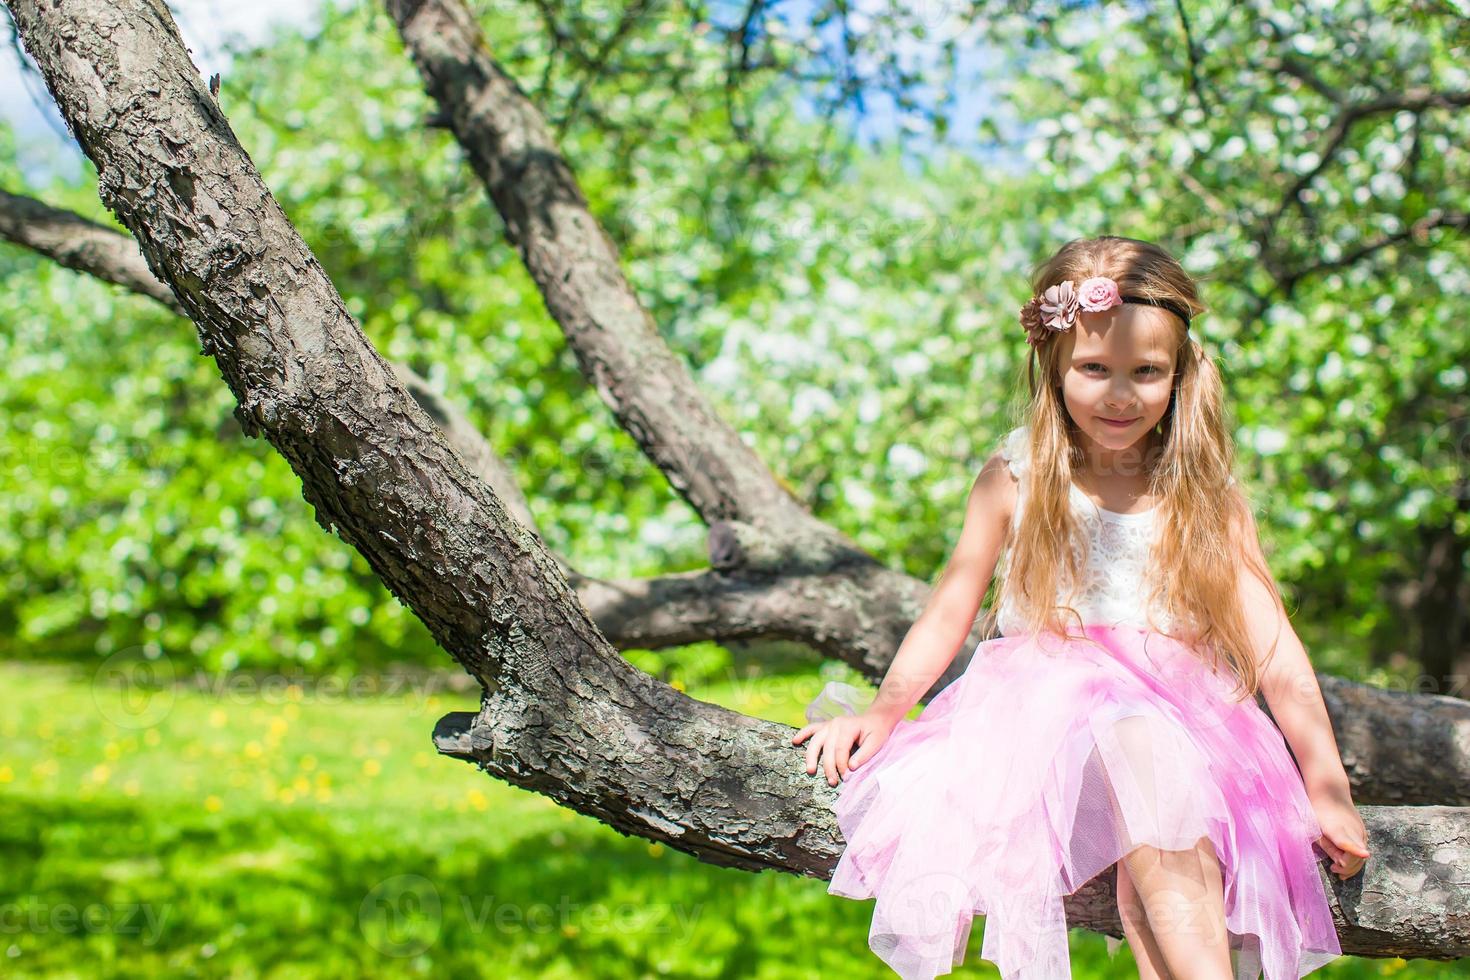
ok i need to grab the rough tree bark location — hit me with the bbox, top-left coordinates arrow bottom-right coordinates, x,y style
4,0 -> 1468,958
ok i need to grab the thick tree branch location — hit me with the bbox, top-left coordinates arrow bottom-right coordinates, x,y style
384,0 -> 822,536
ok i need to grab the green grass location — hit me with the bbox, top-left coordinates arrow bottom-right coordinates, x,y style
0,660 -> 1458,978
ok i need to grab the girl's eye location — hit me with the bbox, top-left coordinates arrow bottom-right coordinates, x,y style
1082,363 -> 1161,375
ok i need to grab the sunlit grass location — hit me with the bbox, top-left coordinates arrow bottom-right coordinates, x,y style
0,661 -> 1458,978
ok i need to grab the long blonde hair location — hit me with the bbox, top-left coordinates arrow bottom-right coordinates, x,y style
980,235 -> 1280,702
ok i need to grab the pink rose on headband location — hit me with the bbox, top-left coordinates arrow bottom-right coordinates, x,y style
1076,276 -> 1123,312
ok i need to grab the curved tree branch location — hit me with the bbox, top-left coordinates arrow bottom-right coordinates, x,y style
385,0 -> 823,537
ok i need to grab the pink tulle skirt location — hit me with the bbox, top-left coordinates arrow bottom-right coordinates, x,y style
811,624 -> 1343,980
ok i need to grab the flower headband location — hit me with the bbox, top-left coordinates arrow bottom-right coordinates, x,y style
1018,276 -> 1193,349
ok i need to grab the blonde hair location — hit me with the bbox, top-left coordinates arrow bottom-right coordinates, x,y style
980,235 -> 1280,702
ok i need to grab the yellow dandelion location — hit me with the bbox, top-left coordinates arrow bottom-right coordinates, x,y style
314,771 -> 331,789
204,795 -> 223,813
122,779 -> 140,796
292,776 -> 310,794
268,717 -> 289,737
143,729 -> 161,747
244,741 -> 263,759
671,679 -> 686,692
299,754 -> 318,771
467,789 -> 488,811
412,752 -> 431,768
362,758 -> 381,777
314,786 -> 333,803
209,709 -> 227,728
278,788 -> 296,804
0,766 -> 12,784
90,764 -> 112,784
104,741 -> 122,760
283,703 -> 301,721
648,842 -> 664,858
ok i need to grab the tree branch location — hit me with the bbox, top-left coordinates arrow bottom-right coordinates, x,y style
385,0 -> 822,537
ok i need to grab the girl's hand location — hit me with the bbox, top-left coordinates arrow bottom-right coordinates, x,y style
1312,796 -> 1371,881
791,711 -> 897,787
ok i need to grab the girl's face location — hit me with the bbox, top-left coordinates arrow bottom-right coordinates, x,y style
1057,306 -> 1179,460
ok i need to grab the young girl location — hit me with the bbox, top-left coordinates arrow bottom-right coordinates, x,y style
791,236 -> 1371,980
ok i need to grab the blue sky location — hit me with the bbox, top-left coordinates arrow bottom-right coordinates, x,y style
2,0 -> 355,184
2,0 -> 1027,186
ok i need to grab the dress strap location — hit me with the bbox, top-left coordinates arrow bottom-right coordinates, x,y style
993,423 -> 1029,484
996,424 -> 1030,482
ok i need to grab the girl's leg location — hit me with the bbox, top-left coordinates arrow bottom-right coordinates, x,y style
1120,836 -> 1232,980
1115,860 -> 1173,980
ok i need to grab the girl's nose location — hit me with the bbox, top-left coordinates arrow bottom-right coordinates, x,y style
1105,383 -> 1137,411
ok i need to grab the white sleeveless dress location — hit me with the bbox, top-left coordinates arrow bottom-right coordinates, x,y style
993,423 -> 1178,637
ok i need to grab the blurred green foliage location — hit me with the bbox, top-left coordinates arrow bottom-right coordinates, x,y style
0,0 -> 1465,695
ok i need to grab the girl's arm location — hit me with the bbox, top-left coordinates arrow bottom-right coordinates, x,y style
863,449 -> 1016,724
1231,504 -> 1371,880
1230,506 -> 1353,799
